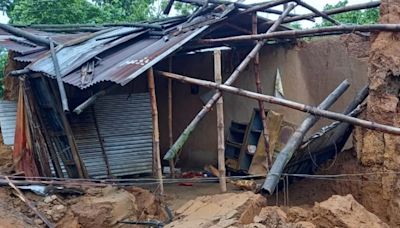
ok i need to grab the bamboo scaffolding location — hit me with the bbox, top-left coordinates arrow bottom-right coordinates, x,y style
201,24 -> 400,43
252,13 -> 272,169
49,39 -> 69,112
163,3 -> 296,161
263,1 -> 380,26
5,176 -> 55,228
261,80 -> 350,194
214,50 -> 227,192
156,70 -> 400,136
147,68 -> 164,195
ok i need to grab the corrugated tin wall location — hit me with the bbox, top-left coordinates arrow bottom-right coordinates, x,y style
71,93 -> 153,178
0,100 -> 17,145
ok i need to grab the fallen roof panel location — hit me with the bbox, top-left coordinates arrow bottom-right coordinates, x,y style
63,26 -> 209,88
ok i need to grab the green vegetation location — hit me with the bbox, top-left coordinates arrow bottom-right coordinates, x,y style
0,0 -> 194,24
0,50 -> 7,98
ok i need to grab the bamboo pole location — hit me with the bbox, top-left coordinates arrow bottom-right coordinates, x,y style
252,13 -> 272,169
0,23 -> 51,46
163,3 -> 296,161
156,70 -> 400,135
13,22 -> 163,30
49,39 -> 69,112
73,86 -> 117,114
147,68 -> 164,195
294,0 -> 341,25
176,0 -> 301,17
168,58 -> 176,178
264,1 -> 380,26
5,176 -> 55,228
201,24 -> 400,43
214,50 -> 227,192
261,80 -> 350,194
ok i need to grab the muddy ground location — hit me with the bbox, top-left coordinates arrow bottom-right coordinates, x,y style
0,148 -> 391,228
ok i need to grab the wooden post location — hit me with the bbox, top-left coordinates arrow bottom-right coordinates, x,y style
147,68 -> 164,194
214,50 -> 227,192
168,57 -> 176,178
252,13 -> 272,169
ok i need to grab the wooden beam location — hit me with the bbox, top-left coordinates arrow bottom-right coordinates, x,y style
147,68 -> 164,195
163,3 -> 296,161
252,13 -> 271,169
214,50 -> 227,193
168,58 -> 176,178
156,70 -> 400,136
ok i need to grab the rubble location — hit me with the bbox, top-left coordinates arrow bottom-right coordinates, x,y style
167,192 -> 389,228
0,185 -> 167,228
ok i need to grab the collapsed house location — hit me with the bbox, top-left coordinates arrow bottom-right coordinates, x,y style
2,0 -> 400,226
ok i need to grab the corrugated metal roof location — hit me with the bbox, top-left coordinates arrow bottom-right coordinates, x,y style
63,26 -> 209,88
0,100 -> 17,145
0,7 -> 236,89
28,27 -> 144,77
0,28 -> 86,55
0,6 -> 289,90
70,93 -> 153,178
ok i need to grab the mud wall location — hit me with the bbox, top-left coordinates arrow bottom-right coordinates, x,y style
355,0 -> 400,225
156,35 -> 369,169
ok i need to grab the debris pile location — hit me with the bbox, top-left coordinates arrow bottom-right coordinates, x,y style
0,185 -> 167,228
168,192 -> 389,228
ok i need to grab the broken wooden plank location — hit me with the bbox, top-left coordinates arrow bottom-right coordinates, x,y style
5,176 -> 55,228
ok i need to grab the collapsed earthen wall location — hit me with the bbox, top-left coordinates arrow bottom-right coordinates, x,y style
157,35 -> 369,169
355,0 -> 400,225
